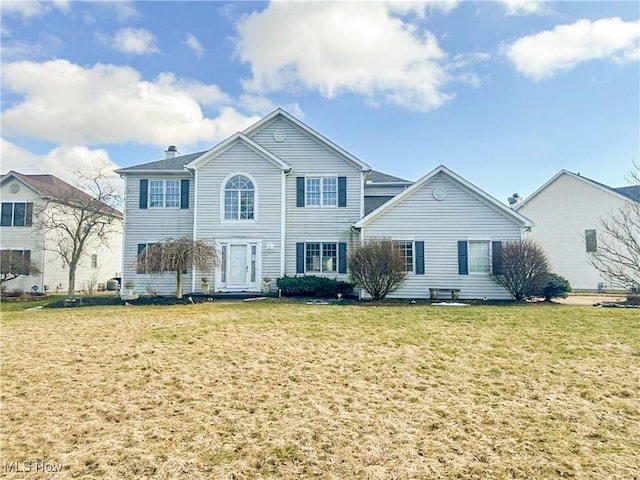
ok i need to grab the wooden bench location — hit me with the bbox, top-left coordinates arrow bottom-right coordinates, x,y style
429,288 -> 461,300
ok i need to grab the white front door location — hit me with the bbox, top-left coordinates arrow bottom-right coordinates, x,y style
217,241 -> 261,292
229,244 -> 248,287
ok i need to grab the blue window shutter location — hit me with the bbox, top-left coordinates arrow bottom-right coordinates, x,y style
180,179 -> 189,209
296,243 -> 305,273
139,180 -> 148,209
137,244 -> 146,274
296,177 -> 305,207
338,176 -> 347,207
458,241 -> 468,275
338,243 -> 347,274
415,241 -> 425,275
492,241 -> 503,275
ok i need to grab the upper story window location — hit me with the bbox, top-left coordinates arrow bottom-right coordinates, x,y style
1,202 -> 33,227
149,180 -> 180,208
297,176 -> 346,208
468,240 -> 491,273
139,179 -> 189,210
224,175 -> 255,220
305,177 -> 337,207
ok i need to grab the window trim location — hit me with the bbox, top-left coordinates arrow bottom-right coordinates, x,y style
393,240 -> 415,273
220,172 -> 258,223
304,242 -> 339,273
467,239 -> 491,274
305,176 -> 339,208
148,179 -> 181,209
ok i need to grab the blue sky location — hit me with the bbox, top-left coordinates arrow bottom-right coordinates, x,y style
1,0 -> 638,204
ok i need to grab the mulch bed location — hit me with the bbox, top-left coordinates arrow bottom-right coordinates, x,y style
45,294 -> 217,308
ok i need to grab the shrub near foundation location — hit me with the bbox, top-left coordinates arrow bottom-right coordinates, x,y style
277,275 -> 354,298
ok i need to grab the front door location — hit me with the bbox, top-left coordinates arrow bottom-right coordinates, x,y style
217,241 -> 260,292
229,244 -> 248,288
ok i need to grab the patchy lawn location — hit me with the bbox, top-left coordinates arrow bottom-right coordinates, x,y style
1,302 -> 638,479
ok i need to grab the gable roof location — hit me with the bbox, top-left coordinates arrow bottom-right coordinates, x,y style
516,169 -> 640,209
185,133 -> 292,171
366,170 -> 412,184
115,151 -> 207,174
242,108 -> 371,172
355,165 -> 533,228
1,171 -> 122,218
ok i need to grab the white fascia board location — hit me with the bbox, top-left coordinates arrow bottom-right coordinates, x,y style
355,165 -> 534,228
185,133 -> 291,172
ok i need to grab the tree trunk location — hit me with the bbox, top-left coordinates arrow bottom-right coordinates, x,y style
67,263 -> 77,299
176,270 -> 183,299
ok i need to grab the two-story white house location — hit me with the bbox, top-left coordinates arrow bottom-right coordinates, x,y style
1,172 -> 123,294
117,109 -> 533,299
516,170 -> 640,292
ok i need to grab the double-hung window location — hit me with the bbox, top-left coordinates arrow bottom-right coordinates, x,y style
305,177 -> 337,207
149,180 -> 180,208
394,241 -> 414,272
305,242 -> 338,273
0,249 -> 32,275
585,229 -> 597,253
468,240 -> 491,273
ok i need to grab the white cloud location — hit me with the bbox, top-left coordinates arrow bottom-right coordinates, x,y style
387,1 -> 459,17
2,0 -> 70,19
184,33 -> 204,58
1,33 -> 64,60
2,1 -> 48,19
109,28 -> 160,55
1,138 -> 120,183
501,0 -> 546,16
505,17 -> 640,80
1,59 -> 260,147
235,2 -> 454,111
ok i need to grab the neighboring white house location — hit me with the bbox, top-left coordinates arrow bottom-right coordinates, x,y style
516,169 -> 640,292
116,109 -> 533,299
0,171 -> 123,294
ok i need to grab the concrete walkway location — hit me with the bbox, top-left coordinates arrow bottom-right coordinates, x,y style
553,294 -> 625,306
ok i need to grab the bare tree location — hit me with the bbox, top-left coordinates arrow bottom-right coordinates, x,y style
0,250 -> 40,285
348,238 -> 407,300
35,168 -> 122,299
492,239 -> 550,301
135,237 -> 219,299
589,163 -> 640,291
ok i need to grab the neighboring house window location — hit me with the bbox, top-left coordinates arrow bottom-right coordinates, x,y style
224,175 -> 255,220
149,180 -> 180,208
1,202 -> 33,227
298,177 -> 346,207
468,240 -> 491,273
394,241 -> 414,272
0,249 -> 32,275
305,177 -> 338,207
585,229 -> 597,253
297,242 -> 347,274
91,254 -> 98,269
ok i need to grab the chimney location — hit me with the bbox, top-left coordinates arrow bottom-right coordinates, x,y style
165,145 -> 179,159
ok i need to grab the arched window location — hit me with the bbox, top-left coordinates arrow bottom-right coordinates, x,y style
224,175 -> 254,220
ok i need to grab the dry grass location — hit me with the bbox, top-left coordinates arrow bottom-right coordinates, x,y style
1,301 -> 639,479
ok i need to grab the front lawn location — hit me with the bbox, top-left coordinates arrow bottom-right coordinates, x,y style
1,302 -> 638,479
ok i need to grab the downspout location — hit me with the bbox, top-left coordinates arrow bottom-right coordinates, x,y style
191,168 -> 198,293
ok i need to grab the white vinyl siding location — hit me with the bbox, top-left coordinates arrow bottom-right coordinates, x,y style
362,172 -> 522,299
247,116 -> 362,281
